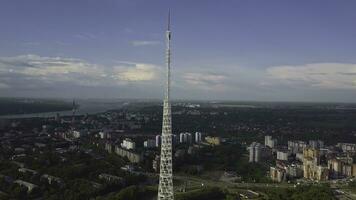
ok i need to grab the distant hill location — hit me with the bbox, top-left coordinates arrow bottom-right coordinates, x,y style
0,98 -> 74,115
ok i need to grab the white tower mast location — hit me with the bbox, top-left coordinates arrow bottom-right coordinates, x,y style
158,11 -> 174,200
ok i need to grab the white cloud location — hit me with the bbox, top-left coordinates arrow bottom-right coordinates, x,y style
3,54 -> 356,101
131,40 -> 160,47
182,72 -> 227,91
114,63 -> 161,81
0,55 -> 160,90
267,63 -> 356,89
0,54 -> 104,80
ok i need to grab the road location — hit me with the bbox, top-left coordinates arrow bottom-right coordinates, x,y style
173,174 -> 294,192
146,172 -> 356,199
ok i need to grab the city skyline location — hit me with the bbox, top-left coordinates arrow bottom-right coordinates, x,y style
1,1 -> 356,102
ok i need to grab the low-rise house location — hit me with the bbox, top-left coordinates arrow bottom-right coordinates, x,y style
14,180 -> 38,192
18,168 -> 38,175
98,173 -> 124,184
41,174 -> 64,186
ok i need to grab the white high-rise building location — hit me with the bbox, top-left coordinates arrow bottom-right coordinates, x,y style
158,12 -> 174,200
265,135 -> 277,148
254,143 -> 262,162
179,132 -> 192,144
195,132 -> 202,143
99,131 -> 106,139
288,140 -> 307,153
248,142 -> 262,163
179,133 -> 185,143
249,144 -> 255,162
277,150 -> 290,161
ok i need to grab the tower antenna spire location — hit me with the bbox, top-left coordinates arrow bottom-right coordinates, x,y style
168,9 -> 171,31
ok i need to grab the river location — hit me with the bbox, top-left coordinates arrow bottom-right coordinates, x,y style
0,99 -> 126,119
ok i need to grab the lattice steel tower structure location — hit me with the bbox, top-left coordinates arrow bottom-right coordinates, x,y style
158,12 -> 174,200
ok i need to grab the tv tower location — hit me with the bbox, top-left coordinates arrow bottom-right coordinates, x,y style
158,11 -> 174,200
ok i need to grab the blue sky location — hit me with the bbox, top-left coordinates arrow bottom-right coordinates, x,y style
1,0 -> 356,102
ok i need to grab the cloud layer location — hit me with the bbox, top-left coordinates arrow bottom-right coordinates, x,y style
1,54 -> 356,101
0,55 -> 161,91
267,63 -> 356,89
114,63 -> 160,81
182,72 -> 227,91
